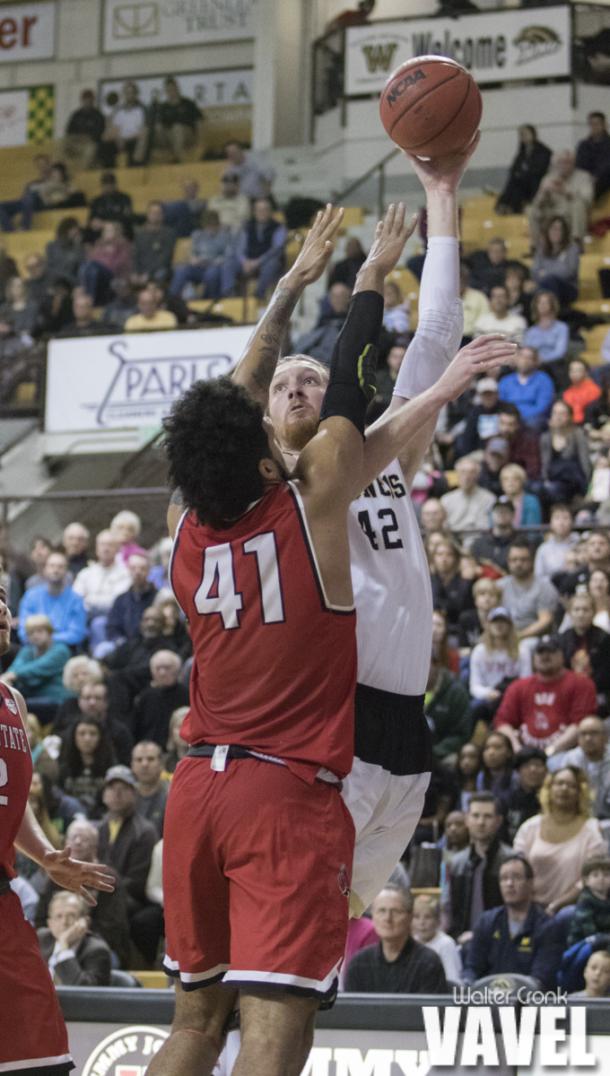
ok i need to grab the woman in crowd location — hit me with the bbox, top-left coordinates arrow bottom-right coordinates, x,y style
495,124 -> 552,215
458,577 -> 502,651
469,607 -> 524,732
58,716 -> 115,818
531,216 -> 580,306
588,569 -> 610,632
523,290 -> 570,373
563,358 -> 602,425
541,399 -> 591,503
2,614 -> 71,725
149,536 -> 174,591
430,538 -> 474,635
0,275 -> 40,337
53,656 -> 104,733
454,742 -> 483,813
431,608 -> 460,676
110,509 -> 145,563
513,766 -> 607,912
164,705 -> 189,776
499,463 -> 542,526
45,216 -> 84,285
154,593 -> 191,659
412,894 -> 463,983
382,280 -> 410,334
477,730 -> 515,797
80,219 -> 132,305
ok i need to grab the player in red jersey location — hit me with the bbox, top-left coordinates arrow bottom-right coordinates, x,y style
0,586 -> 115,1076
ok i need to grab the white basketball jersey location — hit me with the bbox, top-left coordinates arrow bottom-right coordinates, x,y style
348,459 -> 432,696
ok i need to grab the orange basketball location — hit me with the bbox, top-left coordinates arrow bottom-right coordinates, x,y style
379,55 -> 482,157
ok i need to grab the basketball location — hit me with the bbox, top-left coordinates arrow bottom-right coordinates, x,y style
379,56 -> 482,157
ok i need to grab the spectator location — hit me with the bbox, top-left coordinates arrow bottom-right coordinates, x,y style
424,656 -> 471,762
154,594 -> 190,659
224,197 -> 287,301
39,277 -> 74,335
97,764 -> 157,920
109,510 -> 144,564
37,892 -> 111,986
0,243 -> 18,300
528,149 -> 594,246
497,403 -> 542,481
133,650 -> 188,747
36,162 -> 84,213
34,818 -> 131,969
568,854 -> 610,945
73,529 -> 130,648
420,497 -> 448,538
23,253 -> 52,306
466,238 -> 511,295
472,498 -> 519,573
62,522 -> 90,577
571,950 -> 610,999
2,615 -> 70,722
454,745 -> 483,811
585,382 -> 610,448
554,531 -> 610,600
101,80 -> 147,167
563,358 -> 602,425
344,885 -> 447,993
382,280 -> 409,334
499,464 -> 542,527
62,678 -> 132,766
500,747 -> 548,843
25,536 -> 52,592
462,855 -> 558,987
473,284 -> 527,343
133,201 -> 176,284
0,276 -> 39,338
0,154 -> 53,231
103,607 -> 176,713
124,285 -> 177,333
132,740 -> 169,838
162,178 -> 206,238
458,577 -> 501,651
18,551 -> 87,647
531,217 -> 580,307
148,537 -> 174,592
102,277 -> 137,331
54,656 -> 102,731
169,210 -> 234,300
513,766 -> 606,911
45,217 -> 84,286
64,89 -> 106,169
456,377 -> 501,456
495,124 -> 552,214
495,637 -> 597,753
293,282 -> 351,365
540,400 -> 591,503
558,592 -> 610,696
26,714 -> 60,781
469,607 -> 525,729
460,262 -> 490,339
88,172 -> 133,236
81,220 -> 133,305
207,172 -> 251,233
547,715 -> 610,818
411,894 -> 462,983
440,456 -> 495,535
164,706 -> 188,774
430,539 -> 474,632
28,771 -> 78,847
478,731 -> 515,799
446,792 -> 512,943
103,553 -> 157,650
58,717 -> 116,817
56,289 -> 107,338
575,111 -> 610,201
155,77 -> 202,163
534,504 -> 578,578
589,568 -> 610,632
498,346 -> 555,430
505,263 -> 533,323
328,236 -> 366,290
223,139 -> 275,201
431,608 -> 459,676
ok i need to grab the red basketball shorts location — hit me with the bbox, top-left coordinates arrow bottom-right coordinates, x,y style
0,890 -> 73,1074
162,757 -> 355,1007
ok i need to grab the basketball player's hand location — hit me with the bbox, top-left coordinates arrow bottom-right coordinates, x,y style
357,202 -> 417,284
404,130 -> 480,193
288,203 -> 345,285
43,846 -> 116,907
438,333 -> 517,401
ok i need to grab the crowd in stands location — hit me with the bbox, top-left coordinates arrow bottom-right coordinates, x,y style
3,108 -> 610,994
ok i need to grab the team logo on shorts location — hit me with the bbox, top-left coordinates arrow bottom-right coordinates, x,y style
4,697 -> 17,714
82,1024 -> 169,1076
337,863 -> 350,897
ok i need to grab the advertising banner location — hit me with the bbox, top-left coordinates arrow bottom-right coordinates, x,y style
45,326 -> 252,434
103,0 -> 256,53
0,1 -> 55,62
345,7 -> 572,95
0,84 -> 54,146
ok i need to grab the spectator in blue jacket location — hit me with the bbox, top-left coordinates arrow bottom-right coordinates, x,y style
462,854 -> 562,988
3,615 -> 71,723
221,197 -> 286,300
100,553 -> 157,656
498,347 -> 555,431
18,551 -> 87,647
523,291 -> 569,370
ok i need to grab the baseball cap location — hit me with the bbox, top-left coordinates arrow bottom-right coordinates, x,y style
478,377 -> 499,394
488,606 -> 512,622
488,438 -> 510,456
534,635 -> 562,654
493,494 -> 514,510
103,764 -> 136,789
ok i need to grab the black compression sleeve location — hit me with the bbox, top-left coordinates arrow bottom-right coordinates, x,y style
319,290 -> 383,436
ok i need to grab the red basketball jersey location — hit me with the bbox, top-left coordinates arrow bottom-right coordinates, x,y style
170,482 -> 356,779
0,683 -> 32,877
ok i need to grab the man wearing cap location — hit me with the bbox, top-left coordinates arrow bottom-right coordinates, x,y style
493,637 -> 598,754
547,716 -> 610,818
498,747 -> 548,843
456,377 -> 501,456
498,347 -> 555,431
472,497 -> 521,572
478,437 -> 511,498
97,765 -> 157,925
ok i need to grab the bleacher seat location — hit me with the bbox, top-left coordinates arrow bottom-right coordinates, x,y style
579,323 -> 610,365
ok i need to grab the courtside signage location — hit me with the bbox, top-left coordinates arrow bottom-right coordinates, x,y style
345,7 -> 571,95
0,2 -> 55,62
46,326 -> 251,433
103,0 -> 257,52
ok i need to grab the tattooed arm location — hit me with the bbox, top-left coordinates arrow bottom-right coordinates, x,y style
230,204 -> 344,407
